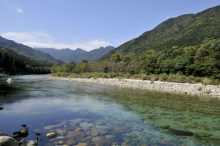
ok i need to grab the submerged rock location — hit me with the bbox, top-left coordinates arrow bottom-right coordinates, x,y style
44,121 -> 67,130
91,127 -> 107,137
92,136 -> 111,146
159,125 -> 170,129
113,127 -> 131,134
0,132 -> 8,136
0,136 -> 19,146
169,128 -> 193,136
45,132 -> 57,138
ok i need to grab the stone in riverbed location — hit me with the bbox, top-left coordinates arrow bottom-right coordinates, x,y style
113,127 -> 132,133
0,136 -> 19,146
92,136 -> 111,146
45,132 -> 57,138
66,131 -> 85,139
159,125 -> 170,129
20,140 -> 38,146
95,120 -> 105,126
91,127 -> 107,137
0,132 -> 9,136
169,128 -> 193,136
44,121 -> 67,130
67,140 -> 78,145
77,143 -> 92,146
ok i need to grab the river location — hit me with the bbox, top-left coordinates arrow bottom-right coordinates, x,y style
0,75 -> 220,146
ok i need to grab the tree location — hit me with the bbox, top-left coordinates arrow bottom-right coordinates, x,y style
65,61 -> 76,73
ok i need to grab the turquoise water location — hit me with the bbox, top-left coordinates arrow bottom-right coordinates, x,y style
0,75 -> 220,146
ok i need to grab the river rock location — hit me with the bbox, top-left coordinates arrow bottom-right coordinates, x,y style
44,121 -> 67,130
113,127 -> 132,133
92,136 -> 111,146
197,132 -> 213,137
169,128 -> 193,136
66,131 -> 85,139
70,118 -> 84,124
0,132 -> 9,136
67,140 -> 78,145
45,132 -> 57,138
91,127 -> 107,136
77,142 -> 91,146
0,136 -> 19,146
20,140 -> 38,146
95,120 -> 105,126
159,125 -> 170,129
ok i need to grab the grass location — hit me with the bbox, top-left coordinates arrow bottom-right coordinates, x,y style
50,72 -> 219,85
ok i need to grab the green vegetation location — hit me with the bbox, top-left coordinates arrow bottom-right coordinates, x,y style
99,5 -> 220,61
50,39 -> 220,85
0,47 -> 50,75
0,36 -> 63,65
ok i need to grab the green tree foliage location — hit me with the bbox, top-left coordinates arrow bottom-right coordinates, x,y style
99,5 -> 220,61
65,61 -> 76,73
51,38 -> 220,79
0,47 -> 50,74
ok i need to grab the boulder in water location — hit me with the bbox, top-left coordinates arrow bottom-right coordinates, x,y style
6,78 -> 13,84
45,132 -> 57,138
0,136 -> 19,146
0,107 -> 4,110
169,128 -> 193,136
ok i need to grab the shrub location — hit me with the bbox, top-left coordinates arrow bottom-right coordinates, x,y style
213,79 -> 220,85
142,74 -> 147,80
202,77 -> 211,85
159,73 -> 168,81
168,74 -> 174,82
187,75 -> 196,83
177,75 -> 187,83
195,77 -> 201,82
150,75 -> 159,83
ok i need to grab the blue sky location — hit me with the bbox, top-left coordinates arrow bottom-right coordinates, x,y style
0,0 -> 219,51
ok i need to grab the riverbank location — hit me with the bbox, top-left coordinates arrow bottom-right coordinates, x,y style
45,75 -> 220,98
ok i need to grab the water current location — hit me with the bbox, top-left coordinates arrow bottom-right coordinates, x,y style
0,75 -> 220,146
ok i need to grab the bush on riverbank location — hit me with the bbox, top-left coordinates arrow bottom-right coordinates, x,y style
51,72 -> 219,85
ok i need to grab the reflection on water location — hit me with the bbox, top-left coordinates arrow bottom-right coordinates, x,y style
0,75 -> 220,145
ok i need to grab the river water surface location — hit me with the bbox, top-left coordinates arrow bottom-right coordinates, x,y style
0,75 -> 220,146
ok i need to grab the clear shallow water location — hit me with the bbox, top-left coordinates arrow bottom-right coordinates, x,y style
0,75 -> 220,146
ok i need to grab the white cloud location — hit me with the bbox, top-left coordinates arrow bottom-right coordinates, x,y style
165,16 -> 171,20
16,8 -> 23,13
1,31 -> 112,51
22,40 -> 112,51
1,31 -> 51,42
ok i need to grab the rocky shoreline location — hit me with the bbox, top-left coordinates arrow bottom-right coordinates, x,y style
45,75 -> 220,98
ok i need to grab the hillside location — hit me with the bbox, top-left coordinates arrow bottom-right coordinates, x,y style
0,47 -> 50,74
0,36 -> 64,65
99,5 -> 220,60
35,46 -> 115,63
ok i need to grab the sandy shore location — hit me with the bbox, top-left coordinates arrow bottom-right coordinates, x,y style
45,75 -> 220,98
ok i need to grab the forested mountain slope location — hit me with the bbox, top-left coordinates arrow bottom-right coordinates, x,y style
99,5 -> 220,60
0,36 -> 64,65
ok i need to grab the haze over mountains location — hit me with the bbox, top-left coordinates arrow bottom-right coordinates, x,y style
0,36 -> 63,65
99,5 -> 220,60
35,46 -> 115,63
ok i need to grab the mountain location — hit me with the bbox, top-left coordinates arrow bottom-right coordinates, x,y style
0,36 -> 64,65
99,5 -> 220,60
35,46 -> 115,63
0,47 -> 50,74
